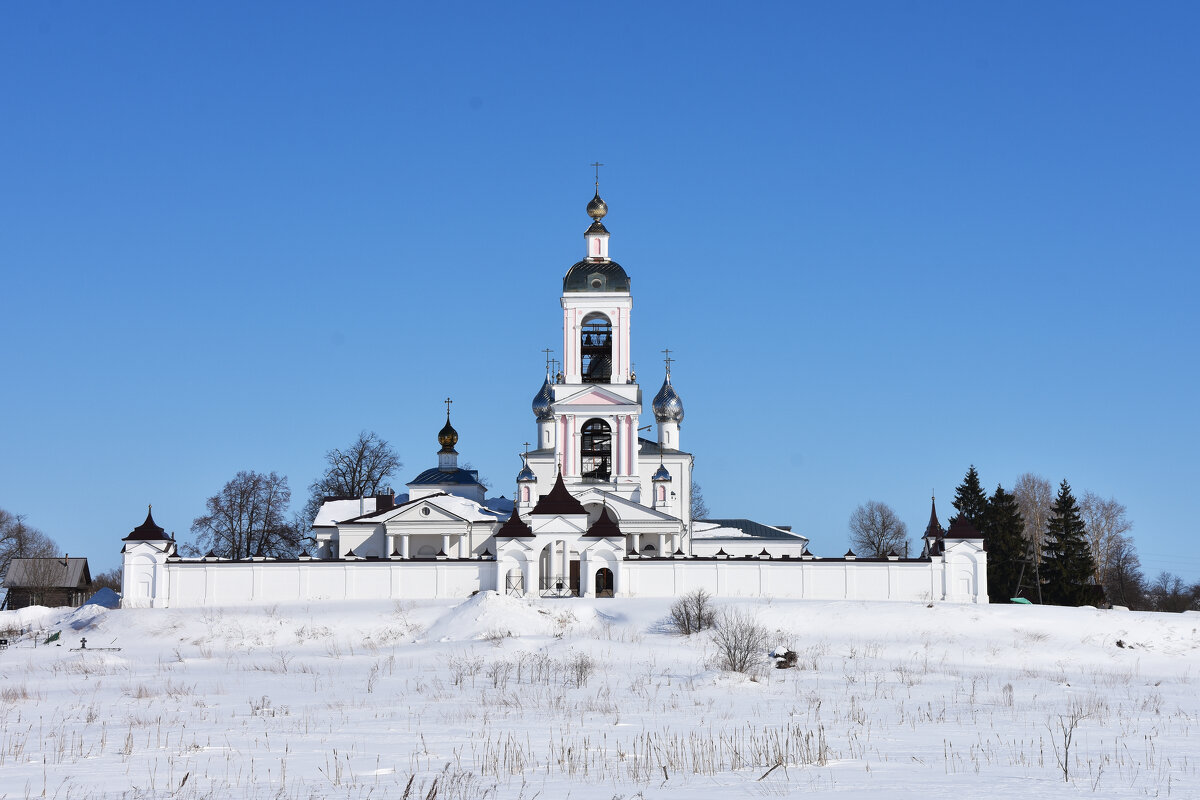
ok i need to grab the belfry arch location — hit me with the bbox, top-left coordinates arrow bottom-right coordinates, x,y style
580,312 -> 612,383
580,419 -> 612,481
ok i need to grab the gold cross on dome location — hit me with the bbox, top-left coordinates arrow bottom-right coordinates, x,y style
444,397 -> 453,417
542,348 -> 554,373
590,161 -> 604,188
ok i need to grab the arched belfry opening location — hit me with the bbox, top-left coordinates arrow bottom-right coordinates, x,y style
580,313 -> 612,383
580,418 -> 612,481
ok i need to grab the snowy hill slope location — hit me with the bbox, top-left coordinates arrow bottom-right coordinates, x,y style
1,595 -> 1196,799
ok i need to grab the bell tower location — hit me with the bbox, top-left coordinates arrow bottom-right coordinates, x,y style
527,175 -> 644,497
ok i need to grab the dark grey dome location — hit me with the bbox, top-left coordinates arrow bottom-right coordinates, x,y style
652,374 -> 684,423
585,354 -> 612,382
563,260 -> 630,293
516,460 -> 536,482
532,377 -> 554,421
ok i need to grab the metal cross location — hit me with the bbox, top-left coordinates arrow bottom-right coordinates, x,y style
590,161 -> 604,188
542,348 -> 554,373
444,397 -> 453,417
661,348 -> 674,374
523,442 -> 531,456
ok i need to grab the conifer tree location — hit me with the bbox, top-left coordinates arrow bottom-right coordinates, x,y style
950,465 -> 989,528
982,485 -> 1025,603
1040,479 -> 1100,606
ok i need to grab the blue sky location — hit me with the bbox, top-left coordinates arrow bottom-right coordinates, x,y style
2,3 -> 1197,581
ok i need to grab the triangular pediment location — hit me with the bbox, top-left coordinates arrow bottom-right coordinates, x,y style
557,386 -> 633,407
573,487 -> 680,523
388,500 -> 469,524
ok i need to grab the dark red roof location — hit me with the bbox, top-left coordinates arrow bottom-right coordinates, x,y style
123,507 -> 170,541
583,506 -> 621,538
495,505 -> 534,538
924,496 -> 946,538
531,472 -> 587,516
945,517 -> 982,539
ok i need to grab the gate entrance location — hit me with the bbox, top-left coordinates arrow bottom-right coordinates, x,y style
595,567 -> 614,598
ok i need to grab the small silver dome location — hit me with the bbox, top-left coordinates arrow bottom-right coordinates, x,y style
532,377 -> 554,421
652,463 -> 671,481
516,461 -> 536,482
652,373 -> 684,424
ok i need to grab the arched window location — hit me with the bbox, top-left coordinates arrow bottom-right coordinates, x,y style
580,419 -> 612,481
580,313 -> 612,383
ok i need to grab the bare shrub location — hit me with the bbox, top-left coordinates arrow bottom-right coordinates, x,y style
567,651 -> 595,687
711,607 -> 768,673
669,588 -> 716,635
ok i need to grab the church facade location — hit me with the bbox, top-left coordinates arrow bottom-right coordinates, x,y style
121,188 -> 987,607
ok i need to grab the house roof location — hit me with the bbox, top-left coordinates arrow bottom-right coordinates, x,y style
637,437 -> 690,457
693,519 -> 808,542
2,557 -> 91,589
531,473 -> 587,516
408,467 -> 482,486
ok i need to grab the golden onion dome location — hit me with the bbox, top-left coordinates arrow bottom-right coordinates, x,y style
586,190 -> 608,221
438,415 -> 458,452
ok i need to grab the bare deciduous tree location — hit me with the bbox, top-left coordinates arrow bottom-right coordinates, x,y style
690,479 -> 709,521
1013,473 -> 1054,564
1104,536 -> 1147,609
1079,491 -> 1134,591
188,471 -> 301,559
711,607 -> 769,673
91,568 -> 123,594
847,501 -> 908,557
0,508 -> 58,583
1147,571 -> 1198,613
669,588 -> 716,635
303,431 -> 402,526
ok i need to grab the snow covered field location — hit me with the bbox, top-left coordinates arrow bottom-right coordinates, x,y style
1,594 -> 1196,799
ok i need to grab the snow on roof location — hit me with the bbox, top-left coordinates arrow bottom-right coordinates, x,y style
337,492 -> 508,525
691,519 -> 808,542
313,498 -> 376,528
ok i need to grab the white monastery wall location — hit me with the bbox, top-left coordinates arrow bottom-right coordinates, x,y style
125,548 -> 985,607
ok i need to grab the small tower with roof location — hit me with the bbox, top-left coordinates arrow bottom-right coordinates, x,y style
120,505 -> 174,608
652,350 -> 685,450
651,459 -> 674,514
516,450 -> 538,513
407,401 -> 487,503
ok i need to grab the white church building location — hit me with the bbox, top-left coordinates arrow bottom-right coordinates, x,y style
122,187 -> 987,607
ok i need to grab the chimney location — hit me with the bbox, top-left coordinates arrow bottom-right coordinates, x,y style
375,491 -> 396,512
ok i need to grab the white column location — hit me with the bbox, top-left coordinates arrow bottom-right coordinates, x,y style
385,533 -> 395,558
401,534 -> 410,559
441,534 -> 450,556
560,541 -> 569,590
657,533 -> 666,557
631,532 -> 641,555
619,417 -> 628,479
581,552 -> 593,597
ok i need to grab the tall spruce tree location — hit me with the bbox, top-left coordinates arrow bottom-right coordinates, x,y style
950,465 -> 989,527
1041,479 -> 1099,606
983,485 -> 1025,603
